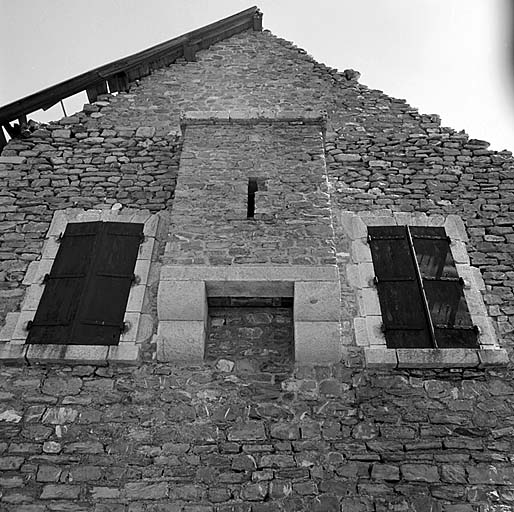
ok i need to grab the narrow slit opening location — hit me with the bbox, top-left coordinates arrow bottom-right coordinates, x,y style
247,178 -> 258,218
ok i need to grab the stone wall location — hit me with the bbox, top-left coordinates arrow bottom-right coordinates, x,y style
0,25 -> 513,511
1,361 -> 514,511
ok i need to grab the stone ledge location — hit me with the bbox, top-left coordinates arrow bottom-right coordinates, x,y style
160,265 -> 339,282
180,109 -> 327,126
364,348 -> 510,369
0,343 -> 28,364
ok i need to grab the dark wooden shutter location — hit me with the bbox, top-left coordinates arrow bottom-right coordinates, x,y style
73,222 -> 143,345
27,221 -> 143,346
368,226 -> 432,348
26,222 -> 100,344
411,227 -> 478,348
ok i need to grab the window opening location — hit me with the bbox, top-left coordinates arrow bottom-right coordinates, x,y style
26,221 -> 143,346
368,225 -> 478,349
247,178 -> 258,218
205,296 -> 294,371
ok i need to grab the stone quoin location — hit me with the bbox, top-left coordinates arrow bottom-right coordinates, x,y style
0,6 -> 513,511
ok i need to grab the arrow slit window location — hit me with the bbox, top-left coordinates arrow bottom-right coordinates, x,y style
26,221 -> 143,346
368,225 -> 478,349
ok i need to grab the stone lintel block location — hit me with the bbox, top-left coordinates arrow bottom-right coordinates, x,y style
364,348 -> 398,368
294,281 -> 341,322
108,343 -> 140,364
76,210 -> 102,222
26,344 -> 67,364
396,349 -> 479,368
160,265 -> 339,282
0,313 -> 20,342
0,343 -> 28,364
156,321 -> 205,363
478,349 -> 510,367
445,215 -> 469,242
64,345 -> 109,365
157,280 -> 206,321
408,214 -> 429,226
294,321 -> 341,364
207,280 -> 293,298
393,212 -> 413,226
360,215 -> 396,227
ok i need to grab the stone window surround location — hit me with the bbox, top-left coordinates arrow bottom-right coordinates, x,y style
156,264 -> 342,364
341,210 -> 509,368
0,207 -> 160,365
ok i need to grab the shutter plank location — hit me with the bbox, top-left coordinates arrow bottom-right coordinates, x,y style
412,227 -> 478,348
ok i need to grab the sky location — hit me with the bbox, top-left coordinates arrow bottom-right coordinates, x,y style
1,0 -> 513,151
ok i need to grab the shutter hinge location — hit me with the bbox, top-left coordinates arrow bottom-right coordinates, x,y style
120,322 -> 130,334
373,276 -> 379,286
57,232 -> 64,242
139,234 -> 145,245
43,273 -> 50,283
131,274 -> 141,286
26,320 -> 33,331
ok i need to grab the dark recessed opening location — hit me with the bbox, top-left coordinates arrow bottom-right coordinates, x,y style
205,296 -> 294,371
247,178 -> 258,218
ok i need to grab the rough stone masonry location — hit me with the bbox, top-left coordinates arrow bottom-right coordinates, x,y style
0,22 -> 513,512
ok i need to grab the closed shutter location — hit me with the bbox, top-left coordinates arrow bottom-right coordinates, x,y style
75,222 -> 143,345
368,226 -> 433,348
411,227 -> 478,348
27,221 -> 143,346
26,222 -> 100,345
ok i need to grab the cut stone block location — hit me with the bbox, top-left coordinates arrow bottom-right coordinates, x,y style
160,265 -> 339,282
108,343 -> 140,364
26,344 -> 67,364
207,280 -> 293,297
156,320 -> 205,362
12,311 -> 35,342
64,345 -> 109,365
20,284 -> 44,311
157,280 -> 207,321
364,348 -> 398,368
120,313 -> 141,343
478,349 -> 509,367
396,349 -> 479,368
0,343 -> 28,363
294,321 -> 341,364
357,288 -> 381,316
125,285 -> 147,313
351,240 -> 372,263
294,281 -> 341,322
